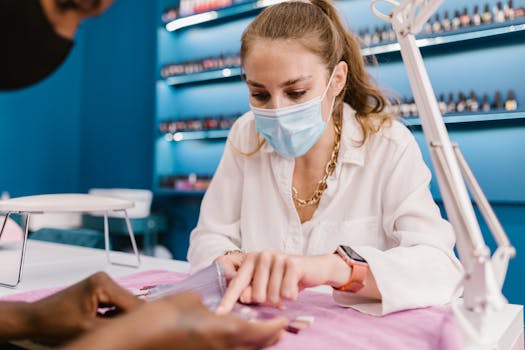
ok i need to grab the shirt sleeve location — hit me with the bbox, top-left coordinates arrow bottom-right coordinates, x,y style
333,132 -> 464,315
187,117 -> 248,273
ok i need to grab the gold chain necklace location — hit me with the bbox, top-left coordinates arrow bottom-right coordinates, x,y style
292,122 -> 341,208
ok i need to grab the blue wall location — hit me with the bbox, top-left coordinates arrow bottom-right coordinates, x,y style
78,0 -> 156,192
0,37 -> 84,196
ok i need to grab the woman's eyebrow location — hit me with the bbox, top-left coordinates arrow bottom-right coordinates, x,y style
246,76 -> 313,88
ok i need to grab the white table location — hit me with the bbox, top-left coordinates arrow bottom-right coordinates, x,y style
0,240 -> 522,350
0,194 -> 142,287
0,240 -> 188,294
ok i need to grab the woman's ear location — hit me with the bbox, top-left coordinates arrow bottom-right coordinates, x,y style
332,61 -> 348,96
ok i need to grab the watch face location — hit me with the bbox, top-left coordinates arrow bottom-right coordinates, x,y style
340,245 -> 367,263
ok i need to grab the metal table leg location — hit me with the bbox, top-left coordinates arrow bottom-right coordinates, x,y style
0,213 -> 30,288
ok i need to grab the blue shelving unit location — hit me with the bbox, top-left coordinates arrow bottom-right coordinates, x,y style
162,20 -> 525,87
362,20 -> 525,55
403,110 -> 525,126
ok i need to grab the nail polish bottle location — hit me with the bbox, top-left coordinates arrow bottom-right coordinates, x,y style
400,97 -> 411,118
358,29 -> 365,46
159,121 -> 169,133
161,8 -> 178,23
516,3 -> 525,17
481,4 -> 493,23
494,1 -> 505,23
179,0 -> 191,17
387,25 -> 396,41
357,29 -> 364,42
389,98 -> 400,117
438,93 -> 447,115
452,10 -> 461,30
492,91 -> 503,110
167,120 -> 176,133
467,91 -> 479,112
432,13 -> 442,33
219,116 -> 232,129
424,18 -> 433,34
459,7 -> 471,27
505,0 -> 515,20
380,25 -> 390,43
481,93 -> 491,112
363,28 -> 372,46
456,92 -> 467,113
371,26 -> 381,44
472,5 -> 482,26
409,98 -> 418,117
447,92 -> 457,113
441,11 -> 451,32
505,90 -> 518,111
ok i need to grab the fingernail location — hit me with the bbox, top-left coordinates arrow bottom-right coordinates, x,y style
215,306 -> 225,314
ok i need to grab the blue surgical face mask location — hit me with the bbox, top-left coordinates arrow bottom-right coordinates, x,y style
251,70 -> 336,158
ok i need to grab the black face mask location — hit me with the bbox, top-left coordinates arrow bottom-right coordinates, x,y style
0,0 -> 74,91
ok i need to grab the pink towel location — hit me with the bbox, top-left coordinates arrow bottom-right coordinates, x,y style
258,291 -> 463,350
0,270 -> 463,349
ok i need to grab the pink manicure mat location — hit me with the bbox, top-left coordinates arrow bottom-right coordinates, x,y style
0,269 -> 463,349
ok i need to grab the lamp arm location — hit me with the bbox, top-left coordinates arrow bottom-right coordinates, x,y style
370,0 -> 515,337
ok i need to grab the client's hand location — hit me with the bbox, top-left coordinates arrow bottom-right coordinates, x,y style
214,251 -> 246,280
28,271 -> 142,344
62,291 -> 287,350
216,251 -> 349,313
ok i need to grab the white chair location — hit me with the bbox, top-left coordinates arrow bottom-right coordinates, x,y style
0,193 -> 141,288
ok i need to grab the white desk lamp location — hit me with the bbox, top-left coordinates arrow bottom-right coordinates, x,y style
370,0 -> 516,347
0,194 -> 141,288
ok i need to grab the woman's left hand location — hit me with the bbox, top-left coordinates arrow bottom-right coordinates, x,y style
216,251 -> 350,314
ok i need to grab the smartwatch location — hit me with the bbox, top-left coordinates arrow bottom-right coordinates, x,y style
333,245 -> 368,293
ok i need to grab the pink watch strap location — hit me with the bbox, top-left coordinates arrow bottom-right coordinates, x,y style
334,261 -> 367,293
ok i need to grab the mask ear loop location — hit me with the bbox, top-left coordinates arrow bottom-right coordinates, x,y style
322,68 -> 338,123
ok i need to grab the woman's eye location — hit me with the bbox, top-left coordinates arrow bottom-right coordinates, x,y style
251,92 -> 270,101
287,91 -> 306,99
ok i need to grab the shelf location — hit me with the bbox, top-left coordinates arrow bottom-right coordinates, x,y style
402,110 -> 525,126
165,0 -> 285,32
362,20 -> 525,56
163,21 -> 525,86
163,129 -> 230,141
159,112 -> 525,142
165,67 -> 242,86
155,188 -> 207,196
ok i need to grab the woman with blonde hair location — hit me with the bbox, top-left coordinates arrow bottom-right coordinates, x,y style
188,0 -> 462,316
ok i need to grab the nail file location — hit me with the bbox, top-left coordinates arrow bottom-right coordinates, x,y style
142,263 -> 227,310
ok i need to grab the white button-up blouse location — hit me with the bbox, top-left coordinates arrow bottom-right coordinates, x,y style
188,103 -> 463,315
